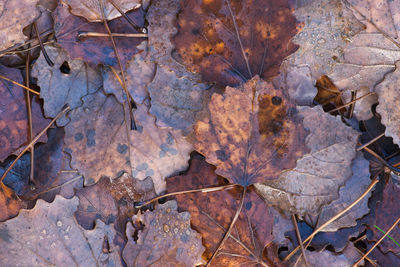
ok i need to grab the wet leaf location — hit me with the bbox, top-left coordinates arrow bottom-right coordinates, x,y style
167,154 -> 282,266
122,200 -> 205,267
0,196 -> 123,266
32,45 -> 102,126
0,65 -> 50,162
64,88 -> 192,193
195,76 -> 309,186
173,0 -> 301,86
63,0 -> 141,22
255,105 -> 360,216
0,0 -> 40,51
54,2 -> 146,67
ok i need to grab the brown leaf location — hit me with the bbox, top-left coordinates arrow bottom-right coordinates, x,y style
32,45 -> 102,126
255,105 -> 360,216
0,65 -> 50,162
0,183 -> 22,222
0,0 -> 40,51
0,196 -> 123,266
167,154 -> 282,266
195,76 -> 309,186
64,88 -> 192,193
2,128 -> 82,203
172,0 -> 300,86
314,75 -> 345,115
54,2 -> 146,67
63,0 -> 141,22
123,200 -> 205,267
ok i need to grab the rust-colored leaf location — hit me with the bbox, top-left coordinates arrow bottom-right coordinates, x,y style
0,0 -> 40,51
123,200 -> 205,266
0,196 -> 123,266
0,183 -> 22,222
54,2 -> 146,67
167,154 -> 283,266
0,65 -> 50,162
195,76 -> 309,186
173,0 -> 301,86
64,88 -> 192,193
314,75 -> 346,115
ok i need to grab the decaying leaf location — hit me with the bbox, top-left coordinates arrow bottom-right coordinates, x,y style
63,0 -> 141,22
0,65 -> 50,162
0,183 -> 22,222
173,0 -> 300,86
54,2 -> 146,68
314,75 -> 345,114
122,200 -> 205,267
0,196 -> 122,266
32,45 -> 102,126
254,105 -> 360,216
167,154 -> 281,266
195,76 -> 309,186
0,0 -> 40,51
64,88 -> 192,193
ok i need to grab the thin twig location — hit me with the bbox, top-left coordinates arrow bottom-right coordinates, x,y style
362,146 -> 400,174
292,214 -> 308,266
33,22 -> 54,66
78,32 -> 147,38
25,52 -> 35,186
0,106 -> 70,183
134,184 -> 238,208
284,175 -> 380,261
352,216 -> 400,266
106,0 -> 146,33
206,186 -> 246,266
329,92 -> 375,114
0,74 -> 39,95
347,91 -> 357,118
357,133 -> 385,151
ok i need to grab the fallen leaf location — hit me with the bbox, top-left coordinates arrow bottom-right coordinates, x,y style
167,154 -> 282,266
54,2 -> 146,67
195,76 -> 309,186
2,128 -> 82,203
254,105 -> 360,216
122,200 -> 205,266
0,183 -> 22,222
173,0 -> 301,86
0,196 -> 123,266
64,88 -> 192,193
32,45 -> 102,126
0,65 -> 50,162
314,75 -> 346,115
0,0 -> 40,51
63,0 -> 141,22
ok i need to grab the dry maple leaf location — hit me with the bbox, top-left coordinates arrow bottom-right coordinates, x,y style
32,44 -> 102,126
123,200 -> 205,266
0,65 -> 50,162
0,0 -> 40,51
173,0 -> 300,86
0,196 -> 123,266
255,105 -> 360,216
62,0 -> 141,22
195,76 -> 309,186
64,88 -> 192,193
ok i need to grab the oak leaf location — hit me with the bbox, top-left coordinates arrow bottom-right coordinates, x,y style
122,200 -> 205,267
0,196 -> 123,266
195,76 -> 309,186
64,88 -> 192,193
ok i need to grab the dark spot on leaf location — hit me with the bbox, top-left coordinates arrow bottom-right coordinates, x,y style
245,201 -> 252,210
272,96 -> 282,105
59,61 -> 70,74
117,143 -> 128,154
86,129 -> 96,147
74,133 -> 84,141
0,227 -> 11,243
87,206 -> 95,212
216,150 -> 228,161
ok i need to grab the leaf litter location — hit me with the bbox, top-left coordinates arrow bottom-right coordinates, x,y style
0,0 -> 400,266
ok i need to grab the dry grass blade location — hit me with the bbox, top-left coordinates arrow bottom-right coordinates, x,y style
0,74 -> 39,95
328,92 -> 376,114
292,214 -> 308,266
0,105 -> 70,183
33,22 -> 54,66
78,32 -> 147,38
25,52 -> 35,186
284,175 -> 380,262
106,0 -> 145,33
357,133 -> 385,152
352,216 -> 400,266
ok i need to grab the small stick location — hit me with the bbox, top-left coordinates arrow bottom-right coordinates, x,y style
357,133 -> 385,151
347,91 -> 357,118
206,186 -> 246,266
106,0 -> 146,33
78,32 -> 147,38
0,74 -> 39,95
292,214 -> 309,266
33,22 -> 54,66
329,92 -> 375,114
284,175 -> 380,261
362,146 -> 400,174
0,106 -> 70,183
352,216 -> 400,266
134,184 -> 237,208
25,52 -> 35,186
